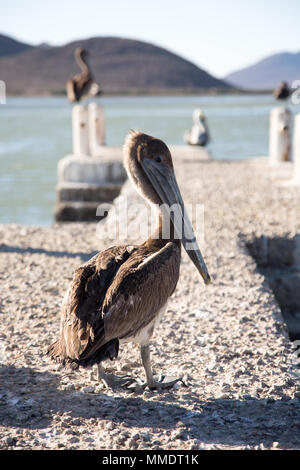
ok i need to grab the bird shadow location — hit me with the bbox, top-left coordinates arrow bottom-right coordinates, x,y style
1,363 -> 299,448
0,243 -> 97,262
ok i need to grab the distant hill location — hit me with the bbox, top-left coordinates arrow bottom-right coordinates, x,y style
0,33 -> 33,58
225,52 -> 300,90
0,34 -> 231,95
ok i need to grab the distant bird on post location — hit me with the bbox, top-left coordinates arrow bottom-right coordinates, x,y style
184,109 -> 210,146
66,48 -> 102,103
273,81 -> 291,101
47,131 -> 211,390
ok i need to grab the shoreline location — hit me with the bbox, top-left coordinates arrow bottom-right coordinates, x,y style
5,89 -> 272,98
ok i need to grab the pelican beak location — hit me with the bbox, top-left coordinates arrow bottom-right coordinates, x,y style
141,158 -> 211,285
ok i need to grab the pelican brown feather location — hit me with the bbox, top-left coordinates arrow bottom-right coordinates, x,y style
273,81 -> 291,101
66,47 -> 102,103
47,131 -> 210,389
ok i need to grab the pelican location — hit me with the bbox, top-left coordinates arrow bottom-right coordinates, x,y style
273,81 -> 291,100
184,109 -> 210,147
47,131 -> 210,389
66,47 -> 102,103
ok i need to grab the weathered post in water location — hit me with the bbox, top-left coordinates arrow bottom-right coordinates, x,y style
269,107 -> 292,165
293,113 -> 300,185
72,105 -> 90,156
55,104 -> 126,222
88,103 -> 106,155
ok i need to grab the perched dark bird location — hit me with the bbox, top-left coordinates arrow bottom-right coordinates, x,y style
47,131 -> 210,389
273,81 -> 291,100
66,48 -> 101,103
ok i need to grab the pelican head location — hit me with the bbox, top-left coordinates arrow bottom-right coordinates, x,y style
75,47 -> 89,60
193,108 -> 205,123
124,131 -> 211,285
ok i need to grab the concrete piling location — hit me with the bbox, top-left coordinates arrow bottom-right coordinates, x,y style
72,105 -> 90,156
88,103 -> 106,156
55,104 -> 126,222
269,106 -> 292,166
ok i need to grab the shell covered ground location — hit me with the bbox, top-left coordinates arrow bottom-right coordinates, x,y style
0,157 -> 300,450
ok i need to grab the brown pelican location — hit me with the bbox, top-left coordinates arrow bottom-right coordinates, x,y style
66,47 -> 102,103
273,81 -> 291,100
184,109 -> 210,146
47,131 -> 210,389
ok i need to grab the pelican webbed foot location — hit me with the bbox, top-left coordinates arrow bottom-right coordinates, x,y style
140,345 -> 183,390
146,373 -> 183,390
97,363 -> 134,389
96,346 -> 183,391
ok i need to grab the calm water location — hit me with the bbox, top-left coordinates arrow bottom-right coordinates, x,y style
0,94 -> 298,225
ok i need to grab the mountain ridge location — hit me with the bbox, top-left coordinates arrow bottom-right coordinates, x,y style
0,33 -> 33,58
225,51 -> 300,90
0,34 -> 231,95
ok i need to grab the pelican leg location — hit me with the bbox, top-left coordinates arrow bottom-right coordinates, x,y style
140,345 -> 182,390
97,363 -> 134,389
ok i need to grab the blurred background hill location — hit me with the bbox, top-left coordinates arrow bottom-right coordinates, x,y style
0,33 -> 33,57
0,34 -> 231,95
225,52 -> 300,90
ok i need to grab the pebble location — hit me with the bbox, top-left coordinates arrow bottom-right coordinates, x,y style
106,422 -> 115,431
128,438 -> 138,449
5,437 -> 16,447
82,386 -> 95,394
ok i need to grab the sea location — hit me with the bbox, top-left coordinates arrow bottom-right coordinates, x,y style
0,94 -> 298,225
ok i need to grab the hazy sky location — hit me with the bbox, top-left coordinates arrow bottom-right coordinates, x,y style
2,0 -> 299,77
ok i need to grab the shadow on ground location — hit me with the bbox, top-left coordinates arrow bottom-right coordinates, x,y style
244,234 -> 300,340
0,244 -> 97,262
1,364 -> 299,448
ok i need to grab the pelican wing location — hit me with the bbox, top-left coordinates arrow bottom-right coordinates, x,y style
102,242 -> 180,343
47,245 -> 137,362
48,242 -> 180,367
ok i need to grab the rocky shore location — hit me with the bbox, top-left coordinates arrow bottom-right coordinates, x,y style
1,156 -> 300,450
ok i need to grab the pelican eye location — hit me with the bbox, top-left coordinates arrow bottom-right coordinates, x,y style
154,156 -> 162,163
